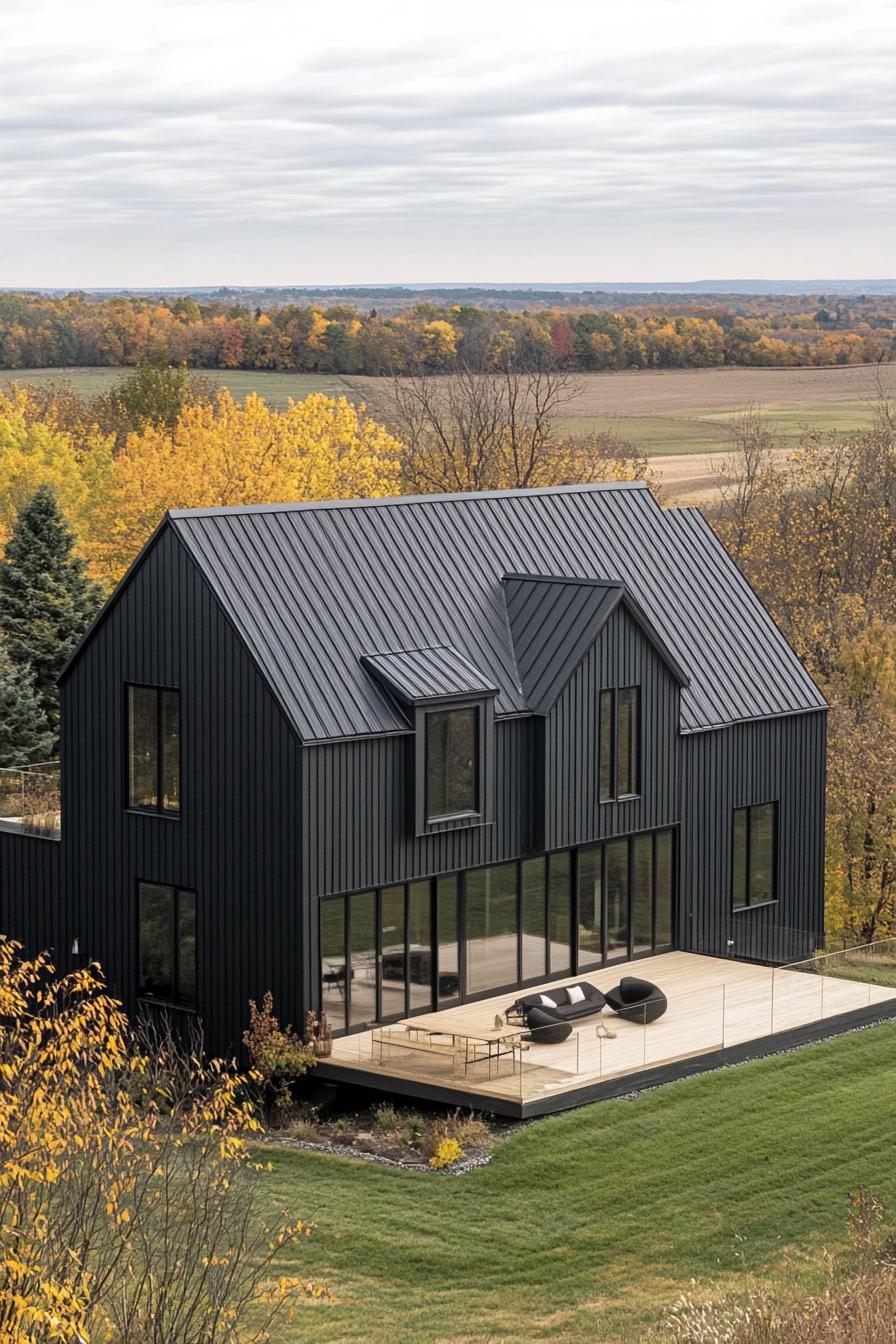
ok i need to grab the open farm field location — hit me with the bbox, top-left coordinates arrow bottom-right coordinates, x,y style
3,362 -> 891,462
0,366 -> 360,408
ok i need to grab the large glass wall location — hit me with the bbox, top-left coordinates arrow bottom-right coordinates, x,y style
465,862 -> 519,995
320,827 -> 676,1033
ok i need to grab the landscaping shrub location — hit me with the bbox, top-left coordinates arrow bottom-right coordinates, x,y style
243,990 -> 315,1119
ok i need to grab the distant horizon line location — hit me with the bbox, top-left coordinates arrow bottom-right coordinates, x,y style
4,277 -> 896,295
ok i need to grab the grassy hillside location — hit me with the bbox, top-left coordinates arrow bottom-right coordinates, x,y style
258,1021 -> 896,1343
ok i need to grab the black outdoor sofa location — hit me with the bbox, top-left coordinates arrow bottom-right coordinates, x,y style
507,976 -> 668,1044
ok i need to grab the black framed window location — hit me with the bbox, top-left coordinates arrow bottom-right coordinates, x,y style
732,802 -> 777,909
127,684 -> 180,814
138,881 -> 196,1007
425,706 -> 479,821
598,686 -> 640,801
321,883 -> 439,1034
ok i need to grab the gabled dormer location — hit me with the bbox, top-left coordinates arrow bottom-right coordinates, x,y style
503,573 -> 689,851
361,646 -> 497,836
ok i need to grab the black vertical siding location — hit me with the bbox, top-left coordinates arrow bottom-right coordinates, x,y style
59,525 -> 304,1058
0,828 -> 62,958
679,711 -> 827,962
302,717 -> 533,901
544,605 -> 681,850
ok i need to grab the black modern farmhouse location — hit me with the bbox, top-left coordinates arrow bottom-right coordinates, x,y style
2,479 -> 865,1115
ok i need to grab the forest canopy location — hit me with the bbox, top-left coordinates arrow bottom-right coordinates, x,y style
0,290 -> 893,374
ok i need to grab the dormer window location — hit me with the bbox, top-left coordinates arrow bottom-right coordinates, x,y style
360,645 -> 496,837
425,706 -> 479,822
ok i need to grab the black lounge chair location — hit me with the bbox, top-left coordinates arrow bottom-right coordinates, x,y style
523,1006 -> 573,1045
507,981 -> 605,1026
604,975 -> 667,1025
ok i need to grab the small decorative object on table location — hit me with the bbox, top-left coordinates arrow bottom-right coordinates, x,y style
494,1013 -> 505,1030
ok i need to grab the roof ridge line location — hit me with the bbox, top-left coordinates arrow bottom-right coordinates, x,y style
168,479 -> 650,521
503,572 -> 625,589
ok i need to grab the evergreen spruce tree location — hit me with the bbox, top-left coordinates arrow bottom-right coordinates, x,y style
0,485 -> 103,744
0,639 -> 53,765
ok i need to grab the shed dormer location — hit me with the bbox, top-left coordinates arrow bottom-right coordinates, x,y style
361,646 -> 497,837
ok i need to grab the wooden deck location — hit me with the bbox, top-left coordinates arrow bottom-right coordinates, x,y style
319,952 -> 896,1116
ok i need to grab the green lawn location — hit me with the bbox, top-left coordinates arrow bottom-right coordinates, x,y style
259,1021 -> 896,1343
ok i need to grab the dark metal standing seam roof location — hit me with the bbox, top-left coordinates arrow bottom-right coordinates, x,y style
503,572 -> 690,713
361,646 -> 498,706
169,481 -> 826,743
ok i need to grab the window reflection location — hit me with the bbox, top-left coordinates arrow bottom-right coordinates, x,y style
465,862 -> 518,994
521,857 -> 546,980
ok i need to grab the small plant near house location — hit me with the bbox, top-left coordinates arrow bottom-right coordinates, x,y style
305,1008 -> 333,1057
429,1137 -> 465,1169
401,1114 -> 425,1149
373,1102 -> 404,1135
243,992 -> 315,1120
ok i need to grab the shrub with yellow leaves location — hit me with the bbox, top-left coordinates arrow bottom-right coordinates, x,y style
0,937 -> 327,1343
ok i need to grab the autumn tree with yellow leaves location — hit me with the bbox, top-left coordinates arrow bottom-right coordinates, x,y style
0,937 -> 326,1343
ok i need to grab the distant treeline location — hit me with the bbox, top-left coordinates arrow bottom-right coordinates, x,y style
1,291 -> 893,373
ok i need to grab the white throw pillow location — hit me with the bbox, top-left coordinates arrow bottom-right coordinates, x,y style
566,984 -> 586,1004
538,994 -> 558,1008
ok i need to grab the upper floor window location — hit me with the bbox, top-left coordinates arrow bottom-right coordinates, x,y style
599,686 -> 640,802
138,880 -> 196,1006
425,706 -> 479,822
127,684 -> 180,814
732,802 -> 777,909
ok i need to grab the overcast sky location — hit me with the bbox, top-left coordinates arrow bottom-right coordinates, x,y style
3,0 -> 894,286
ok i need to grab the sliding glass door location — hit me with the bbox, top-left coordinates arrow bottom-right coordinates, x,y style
320,828 -> 676,1033
575,828 -> 676,969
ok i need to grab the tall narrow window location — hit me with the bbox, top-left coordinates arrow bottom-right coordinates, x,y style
548,851 -> 572,974
599,691 -> 614,802
598,687 -> 640,801
407,880 -> 433,1011
521,857 -> 547,981
349,890 -> 377,1030
465,862 -> 518,995
380,885 -> 407,1020
138,881 -> 196,1007
732,803 -> 777,909
436,875 -> 460,1004
616,687 -> 640,797
425,707 -> 479,821
127,685 -> 181,814
320,897 -> 347,1033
